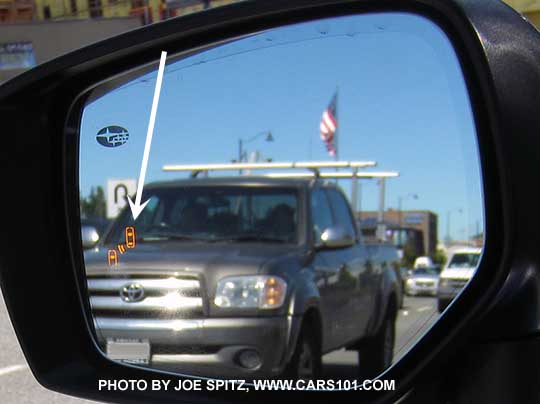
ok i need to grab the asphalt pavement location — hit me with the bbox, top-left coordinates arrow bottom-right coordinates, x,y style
0,294 -> 439,403
322,295 -> 440,379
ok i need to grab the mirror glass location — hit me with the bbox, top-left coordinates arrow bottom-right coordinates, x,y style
78,12 -> 484,383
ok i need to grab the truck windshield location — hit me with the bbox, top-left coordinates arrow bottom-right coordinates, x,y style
414,267 -> 439,276
105,186 -> 299,244
447,253 -> 480,268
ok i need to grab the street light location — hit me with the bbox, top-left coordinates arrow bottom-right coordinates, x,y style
446,208 -> 463,244
238,131 -> 274,164
397,193 -> 418,246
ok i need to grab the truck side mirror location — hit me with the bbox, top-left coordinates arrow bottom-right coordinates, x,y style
317,225 -> 355,250
81,225 -> 100,249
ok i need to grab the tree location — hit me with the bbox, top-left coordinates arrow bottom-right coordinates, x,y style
431,249 -> 448,267
81,186 -> 106,218
401,242 -> 417,268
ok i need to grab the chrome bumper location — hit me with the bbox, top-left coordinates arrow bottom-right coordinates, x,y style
94,316 -> 298,378
405,284 -> 438,296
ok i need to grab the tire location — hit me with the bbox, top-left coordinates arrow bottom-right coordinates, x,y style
282,322 -> 322,380
357,305 -> 396,380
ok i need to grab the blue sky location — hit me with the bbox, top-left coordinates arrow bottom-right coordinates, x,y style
80,12 -> 484,242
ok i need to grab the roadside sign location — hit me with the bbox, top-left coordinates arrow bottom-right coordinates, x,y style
405,213 -> 424,225
107,179 -> 136,219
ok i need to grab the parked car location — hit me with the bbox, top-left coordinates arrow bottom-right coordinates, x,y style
84,176 -> 400,379
413,256 -> 434,269
405,266 -> 440,296
437,247 -> 482,312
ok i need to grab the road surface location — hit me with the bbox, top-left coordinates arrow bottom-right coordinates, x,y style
322,295 -> 440,379
0,294 -> 439,402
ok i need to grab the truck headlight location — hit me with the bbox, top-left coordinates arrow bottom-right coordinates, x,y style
214,276 -> 287,309
406,279 -> 415,286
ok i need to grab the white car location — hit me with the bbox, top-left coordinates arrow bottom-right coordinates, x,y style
437,247 -> 482,312
405,267 -> 440,296
413,256 -> 434,269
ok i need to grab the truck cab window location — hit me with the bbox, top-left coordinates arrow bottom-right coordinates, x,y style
311,188 -> 333,239
327,189 -> 357,239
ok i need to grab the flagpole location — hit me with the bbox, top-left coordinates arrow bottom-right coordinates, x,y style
335,87 -> 339,186
309,128 -> 313,160
335,86 -> 339,162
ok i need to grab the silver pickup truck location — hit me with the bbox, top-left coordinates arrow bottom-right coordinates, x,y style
83,177 -> 400,379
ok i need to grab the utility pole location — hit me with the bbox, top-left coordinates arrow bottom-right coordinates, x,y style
446,208 -> 463,244
397,193 -> 418,246
238,138 -> 243,174
351,167 -> 359,212
237,131 -> 274,174
376,178 -> 386,241
446,211 -> 452,244
144,0 -> 150,25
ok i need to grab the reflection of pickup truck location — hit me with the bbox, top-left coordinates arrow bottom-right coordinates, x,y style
84,177 -> 400,379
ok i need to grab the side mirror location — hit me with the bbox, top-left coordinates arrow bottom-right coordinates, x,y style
81,225 -> 100,249
3,1 -> 538,403
317,225 -> 355,249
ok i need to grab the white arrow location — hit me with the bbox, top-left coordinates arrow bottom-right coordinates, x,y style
127,51 -> 167,220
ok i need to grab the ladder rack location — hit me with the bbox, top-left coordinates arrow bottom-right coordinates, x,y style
162,161 -> 379,178
264,171 -> 399,179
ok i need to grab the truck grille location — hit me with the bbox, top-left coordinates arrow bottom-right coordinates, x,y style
446,279 -> 468,289
87,274 -> 205,319
416,280 -> 435,287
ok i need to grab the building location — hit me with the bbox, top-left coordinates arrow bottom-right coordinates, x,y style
2,0 -> 536,26
1,0 -> 537,26
0,17 -> 141,82
0,0 -> 242,82
359,217 -> 426,258
0,0 -> 242,25
359,210 -> 438,257
0,0 -> 34,22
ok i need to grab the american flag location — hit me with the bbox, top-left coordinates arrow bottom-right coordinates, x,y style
320,92 -> 338,157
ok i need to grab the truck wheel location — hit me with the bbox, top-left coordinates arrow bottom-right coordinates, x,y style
357,306 -> 396,380
282,323 -> 322,380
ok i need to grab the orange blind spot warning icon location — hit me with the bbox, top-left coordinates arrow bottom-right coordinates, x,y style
108,250 -> 118,266
125,226 -> 136,248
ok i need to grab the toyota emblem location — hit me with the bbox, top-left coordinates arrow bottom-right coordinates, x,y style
120,283 -> 145,303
